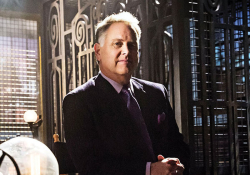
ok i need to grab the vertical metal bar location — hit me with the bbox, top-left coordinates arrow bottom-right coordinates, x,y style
78,54 -> 82,85
172,0 -> 192,137
87,52 -> 90,80
242,0 -> 250,173
231,0 -> 236,23
169,35 -> 175,109
78,0 -> 80,12
72,26 -> 77,89
227,104 -> 235,175
188,1 -> 196,173
222,1 -> 235,174
209,13 -> 217,175
53,72 -> 58,134
59,0 -> 66,140
39,35 -> 44,140
90,53 -> 93,78
197,0 -> 210,174
43,2 -> 53,149
141,0 -> 149,80
225,24 -> 236,175
41,4 -> 50,146
172,0 -> 182,131
158,28 -> 164,84
230,23 -> 239,175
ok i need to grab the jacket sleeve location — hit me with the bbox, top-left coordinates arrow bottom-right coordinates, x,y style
63,93 -> 147,175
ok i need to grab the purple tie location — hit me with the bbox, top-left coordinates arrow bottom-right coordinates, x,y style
120,85 -> 155,159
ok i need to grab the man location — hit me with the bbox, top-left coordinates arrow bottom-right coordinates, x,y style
63,12 -> 189,175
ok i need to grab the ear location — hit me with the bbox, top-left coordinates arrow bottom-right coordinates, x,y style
94,43 -> 101,62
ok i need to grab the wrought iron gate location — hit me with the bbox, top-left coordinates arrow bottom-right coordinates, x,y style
189,0 -> 250,174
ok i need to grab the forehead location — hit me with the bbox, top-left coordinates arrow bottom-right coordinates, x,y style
106,22 -> 136,41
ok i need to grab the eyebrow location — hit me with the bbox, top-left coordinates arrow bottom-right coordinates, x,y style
111,39 -> 136,43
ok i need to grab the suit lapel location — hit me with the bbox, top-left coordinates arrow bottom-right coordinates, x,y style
131,79 -> 157,161
131,79 -> 148,120
94,74 -> 130,121
93,74 -> 140,155
94,74 -> 156,161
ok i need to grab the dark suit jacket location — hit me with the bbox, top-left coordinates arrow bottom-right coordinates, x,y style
63,74 -> 189,175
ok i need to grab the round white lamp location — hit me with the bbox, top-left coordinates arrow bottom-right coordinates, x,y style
23,110 -> 42,139
23,110 -> 38,123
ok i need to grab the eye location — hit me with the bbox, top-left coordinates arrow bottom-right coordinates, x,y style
128,43 -> 137,50
114,42 -> 123,47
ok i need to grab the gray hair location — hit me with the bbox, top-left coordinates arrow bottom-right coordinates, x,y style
95,12 -> 141,46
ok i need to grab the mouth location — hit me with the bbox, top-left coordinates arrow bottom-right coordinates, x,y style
117,60 -> 130,64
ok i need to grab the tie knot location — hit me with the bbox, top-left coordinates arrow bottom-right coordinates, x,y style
121,85 -> 129,93
120,85 -> 131,102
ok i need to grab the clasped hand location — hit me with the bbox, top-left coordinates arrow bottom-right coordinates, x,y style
150,155 -> 184,175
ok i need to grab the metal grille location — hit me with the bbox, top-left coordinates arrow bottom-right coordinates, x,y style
214,107 -> 230,173
193,106 -> 204,167
234,30 -> 245,102
215,28 -> 227,102
190,0 -> 250,174
0,15 -> 40,143
237,107 -> 248,171
190,0 -> 201,101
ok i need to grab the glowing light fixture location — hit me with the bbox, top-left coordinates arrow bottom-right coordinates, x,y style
23,110 -> 38,123
23,110 -> 42,139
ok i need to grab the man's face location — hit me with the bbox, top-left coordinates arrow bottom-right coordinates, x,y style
94,22 -> 138,82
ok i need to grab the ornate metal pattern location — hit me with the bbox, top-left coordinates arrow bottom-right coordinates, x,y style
49,3 -> 60,50
203,0 -> 223,14
47,0 -> 64,138
190,0 -> 250,174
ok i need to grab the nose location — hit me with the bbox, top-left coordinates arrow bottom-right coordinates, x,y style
121,44 -> 129,56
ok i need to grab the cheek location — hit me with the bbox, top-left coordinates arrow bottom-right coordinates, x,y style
105,49 -> 120,58
115,50 -> 122,58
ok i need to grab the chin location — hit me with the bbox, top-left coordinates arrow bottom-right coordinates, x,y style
118,69 -> 132,75
117,67 -> 134,75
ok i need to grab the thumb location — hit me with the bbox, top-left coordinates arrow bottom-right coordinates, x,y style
157,154 -> 165,161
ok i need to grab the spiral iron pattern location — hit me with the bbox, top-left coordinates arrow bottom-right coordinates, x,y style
204,0 -> 222,14
75,20 -> 86,46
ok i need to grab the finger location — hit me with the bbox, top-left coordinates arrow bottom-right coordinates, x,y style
176,163 -> 185,171
157,154 -> 165,161
165,158 -> 180,164
161,159 -> 176,164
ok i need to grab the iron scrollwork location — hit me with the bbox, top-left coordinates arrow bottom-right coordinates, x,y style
203,0 -> 223,14
48,2 -> 60,50
73,15 -> 89,47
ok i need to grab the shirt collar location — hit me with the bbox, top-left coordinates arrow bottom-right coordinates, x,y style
100,72 -> 134,94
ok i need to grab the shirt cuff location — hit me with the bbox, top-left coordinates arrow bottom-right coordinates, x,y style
146,162 -> 151,175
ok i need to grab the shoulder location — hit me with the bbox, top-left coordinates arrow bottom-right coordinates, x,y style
131,77 -> 168,98
132,77 -> 166,91
63,76 -> 97,103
